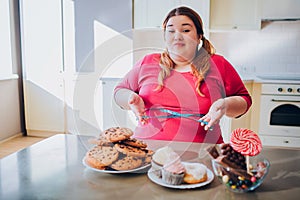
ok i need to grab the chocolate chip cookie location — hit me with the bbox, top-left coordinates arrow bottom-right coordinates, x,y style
103,127 -> 133,143
110,156 -> 143,171
122,138 -> 147,148
85,145 -> 119,169
114,143 -> 147,158
88,135 -> 113,146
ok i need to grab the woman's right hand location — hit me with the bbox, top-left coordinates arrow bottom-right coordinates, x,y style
128,93 -> 148,125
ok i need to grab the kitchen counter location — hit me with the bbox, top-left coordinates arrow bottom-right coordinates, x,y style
1,134 -> 300,200
239,73 -> 300,84
101,75 -> 300,84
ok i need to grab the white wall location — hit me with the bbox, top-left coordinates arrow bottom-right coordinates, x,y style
0,0 -> 23,141
64,0 -> 133,136
210,21 -> 300,76
0,78 -> 21,140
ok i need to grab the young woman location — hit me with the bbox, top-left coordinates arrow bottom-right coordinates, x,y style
114,6 -> 251,143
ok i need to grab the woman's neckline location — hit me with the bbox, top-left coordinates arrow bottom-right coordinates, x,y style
174,63 -> 192,73
173,70 -> 192,75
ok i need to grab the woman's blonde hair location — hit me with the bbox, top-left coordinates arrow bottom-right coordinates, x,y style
157,6 -> 216,96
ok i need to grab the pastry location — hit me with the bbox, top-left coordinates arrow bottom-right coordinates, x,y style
152,146 -> 174,166
183,163 -> 208,184
161,152 -> 185,185
151,146 -> 175,177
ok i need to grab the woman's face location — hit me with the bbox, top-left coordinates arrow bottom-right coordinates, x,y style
165,15 -> 200,64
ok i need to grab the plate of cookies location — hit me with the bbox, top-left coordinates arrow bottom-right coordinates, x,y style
147,147 -> 214,189
83,127 -> 153,173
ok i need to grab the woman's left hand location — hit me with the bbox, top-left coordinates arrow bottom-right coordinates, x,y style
199,98 -> 226,131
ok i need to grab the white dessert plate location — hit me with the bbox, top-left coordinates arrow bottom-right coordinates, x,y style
147,164 -> 214,189
82,157 -> 151,174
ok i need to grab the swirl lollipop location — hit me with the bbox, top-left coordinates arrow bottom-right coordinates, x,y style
230,128 -> 262,173
230,128 -> 262,156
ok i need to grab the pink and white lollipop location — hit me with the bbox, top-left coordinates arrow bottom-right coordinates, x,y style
230,128 -> 262,156
230,128 -> 262,173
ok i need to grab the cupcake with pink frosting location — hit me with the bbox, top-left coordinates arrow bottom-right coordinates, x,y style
161,151 -> 186,185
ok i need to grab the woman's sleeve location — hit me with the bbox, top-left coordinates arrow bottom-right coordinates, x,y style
221,57 -> 252,113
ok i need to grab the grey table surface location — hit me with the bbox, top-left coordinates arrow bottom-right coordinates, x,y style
0,134 -> 299,200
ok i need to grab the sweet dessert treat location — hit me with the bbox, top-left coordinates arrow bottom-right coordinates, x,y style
110,156 -> 143,171
219,143 -> 246,170
151,146 -> 175,177
152,146 -> 175,166
88,135 -> 112,146
206,145 -> 219,159
85,127 -> 152,171
150,146 -> 211,185
230,128 -> 262,156
183,163 -> 208,184
144,150 -> 154,164
103,127 -> 133,143
161,152 -> 185,185
230,128 -> 262,174
207,128 -> 268,192
114,143 -> 147,158
122,138 -> 147,149
85,146 -> 119,170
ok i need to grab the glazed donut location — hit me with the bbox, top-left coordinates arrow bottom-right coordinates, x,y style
183,163 -> 208,184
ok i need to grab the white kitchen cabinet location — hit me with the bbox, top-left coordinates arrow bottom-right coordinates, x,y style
260,135 -> 300,148
261,0 -> 300,20
100,78 -> 136,131
134,0 -> 210,29
20,0 -> 65,136
210,0 -> 261,30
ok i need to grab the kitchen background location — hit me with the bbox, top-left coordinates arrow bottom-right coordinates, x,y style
211,21 -> 300,76
1,0 -> 299,146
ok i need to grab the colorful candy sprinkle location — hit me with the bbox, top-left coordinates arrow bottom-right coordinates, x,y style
222,175 -> 229,183
251,176 -> 257,183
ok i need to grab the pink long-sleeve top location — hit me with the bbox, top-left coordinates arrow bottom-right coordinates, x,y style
114,53 -> 252,143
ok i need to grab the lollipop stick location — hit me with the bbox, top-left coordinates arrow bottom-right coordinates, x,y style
246,155 -> 250,173
246,155 -> 254,175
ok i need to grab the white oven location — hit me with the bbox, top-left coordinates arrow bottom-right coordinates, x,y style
259,83 -> 300,147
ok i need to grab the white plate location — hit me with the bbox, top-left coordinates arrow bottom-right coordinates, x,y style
82,157 -> 151,174
147,164 -> 214,189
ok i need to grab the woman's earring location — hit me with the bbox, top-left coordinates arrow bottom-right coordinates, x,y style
199,39 -> 203,47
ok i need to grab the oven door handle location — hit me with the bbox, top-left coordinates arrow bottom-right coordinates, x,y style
271,99 -> 300,103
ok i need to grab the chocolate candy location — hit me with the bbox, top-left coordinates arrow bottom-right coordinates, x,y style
206,145 -> 219,159
207,144 -> 246,170
220,143 -> 246,170
207,143 -> 268,192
